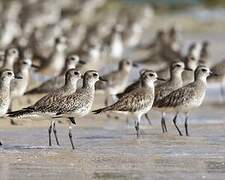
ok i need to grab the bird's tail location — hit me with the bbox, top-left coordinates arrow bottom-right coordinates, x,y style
7,108 -> 34,118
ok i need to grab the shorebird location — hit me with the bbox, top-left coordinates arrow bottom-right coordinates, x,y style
208,59 -> 225,101
51,70 -> 105,149
0,69 -> 22,145
1,48 -> 19,70
8,69 -> 82,148
93,70 -> 162,138
199,41 -> 210,66
25,55 -> 84,95
182,55 -> 199,85
37,36 -> 67,76
153,61 -> 186,133
95,59 -> 136,106
10,58 -> 36,99
155,65 -> 212,136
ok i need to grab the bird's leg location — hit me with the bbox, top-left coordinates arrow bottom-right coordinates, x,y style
220,84 -> 225,102
48,121 -> 53,146
161,112 -> 167,133
0,141 -> 2,146
135,116 -> 141,138
144,113 -> 152,125
135,121 -> 140,138
53,121 -> 60,146
69,125 -> 75,150
184,113 -> 189,136
172,113 -> 183,136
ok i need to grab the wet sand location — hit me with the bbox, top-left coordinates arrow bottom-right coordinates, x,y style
1,91 -> 225,180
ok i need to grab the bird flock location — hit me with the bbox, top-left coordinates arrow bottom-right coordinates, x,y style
0,0 -> 223,150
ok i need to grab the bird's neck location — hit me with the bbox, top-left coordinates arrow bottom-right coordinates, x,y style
0,79 -> 11,92
3,57 -> 15,69
170,72 -> 183,85
64,80 -> 77,93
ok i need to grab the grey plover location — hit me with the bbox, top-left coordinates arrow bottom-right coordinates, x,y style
38,36 -> 67,76
153,61 -> 186,133
199,41 -> 210,66
95,59 -> 135,106
0,69 -> 22,145
93,70 -> 161,138
1,48 -> 19,70
10,58 -> 35,99
25,55 -> 84,95
155,65 -> 212,136
52,70 -> 104,149
116,69 -> 152,124
182,55 -> 199,85
8,69 -> 82,148
208,59 -> 225,100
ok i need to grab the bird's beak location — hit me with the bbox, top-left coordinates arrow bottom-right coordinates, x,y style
79,60 -> 86,65
31,64 -> 40,69
209,71 -> 218,76
184,68 -> 193,71
157,77 -> 166,81
15,75 -> 23,79
99,77 -> 107,81
132,63 -> 139,68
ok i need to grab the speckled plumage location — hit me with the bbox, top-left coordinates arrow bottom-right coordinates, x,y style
154,65 -> 210,136
0,69 -> 18,117
155,66 -> 209,112
25,55 -> 81,95
8,69 -> 82,118
93,70 -> 158,138
154,61 -> 184,105
55,70 -> 101,117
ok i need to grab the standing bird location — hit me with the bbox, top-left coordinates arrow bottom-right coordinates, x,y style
208,59 -> 225,101
24,55 -> 85,95
8,69 -> 82,148
95,59 -> 136,106
53,70 -> 105,149
153,62 -> 186,133
1,48 -> 19,70
37,36 -> 67,76
0,69 -> 22,145
93,70 -> 161,138
155,66 -> 213,136
10,58 -> 37,104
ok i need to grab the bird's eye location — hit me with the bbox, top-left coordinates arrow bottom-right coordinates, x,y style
190,57 -> 195,60
202,69 -> 207,72
23,62 -> 28,65
70,57 -> 75,61
7,72 -> 12,76
93,73 -> 98,77
175,64 -> 181,67
74,71 -> 79,75
149,73 -> 154,77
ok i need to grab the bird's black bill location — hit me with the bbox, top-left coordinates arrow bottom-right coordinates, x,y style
99,77 -> 107,81
31,64 -> 40,69
185,68 -> 193,71
210,72 -> 218,76
157,77 -> 166,81
79,60 -> 86,65
15,76 -> 23,79
132,63 -> 139,68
